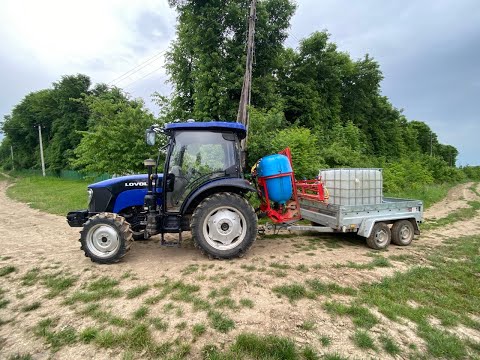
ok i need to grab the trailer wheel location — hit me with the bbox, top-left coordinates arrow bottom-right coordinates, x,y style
80,213 -> 133,264
366,222 -> 391,250
391,220 -> 414,246
191,192 -> 257,259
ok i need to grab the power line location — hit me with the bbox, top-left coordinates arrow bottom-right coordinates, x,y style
108,49 -> 168,86
122,64 -> 169,89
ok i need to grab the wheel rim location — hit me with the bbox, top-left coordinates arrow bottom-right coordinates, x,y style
374,228 -> 389,247
86,224 -> 120,258
399,225 -> 412,242
202,206 -> 247,250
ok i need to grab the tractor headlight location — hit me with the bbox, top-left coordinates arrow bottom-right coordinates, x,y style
87,188 -> 93,206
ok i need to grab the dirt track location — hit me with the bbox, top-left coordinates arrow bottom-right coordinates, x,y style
0,180 -> 479,359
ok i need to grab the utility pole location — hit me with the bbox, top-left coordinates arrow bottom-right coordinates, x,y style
38,125 -> 46,177
430,131 -> 433,156
10,145 -> 14,171
237,0 -> 257,152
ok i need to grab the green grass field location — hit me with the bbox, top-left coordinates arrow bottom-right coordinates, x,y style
6,176 -> 90,215
385,183 -> 453,209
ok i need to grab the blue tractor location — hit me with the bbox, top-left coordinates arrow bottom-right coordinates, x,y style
67,121 -> 258,264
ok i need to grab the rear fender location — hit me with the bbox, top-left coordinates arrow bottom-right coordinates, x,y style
181,178 -> 256,215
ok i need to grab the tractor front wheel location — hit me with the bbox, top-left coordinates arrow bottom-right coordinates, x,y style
191,192 -> 257,259
80,213 -> 133,264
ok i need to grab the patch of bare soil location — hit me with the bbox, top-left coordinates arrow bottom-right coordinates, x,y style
424,182 -> 477,220
0,181 -> 479,359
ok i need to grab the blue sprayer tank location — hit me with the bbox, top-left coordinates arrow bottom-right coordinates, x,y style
257,154 -> 293,204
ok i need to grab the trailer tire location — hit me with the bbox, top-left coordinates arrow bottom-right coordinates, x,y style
80,213 -> 133,264
366,222 -> 391,250
391,220 -> 414,246
191,192 -> 257,259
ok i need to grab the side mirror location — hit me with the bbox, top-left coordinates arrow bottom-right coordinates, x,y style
146,129 -> 156,146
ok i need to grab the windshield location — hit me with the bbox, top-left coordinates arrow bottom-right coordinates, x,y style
166,131 -> 239,212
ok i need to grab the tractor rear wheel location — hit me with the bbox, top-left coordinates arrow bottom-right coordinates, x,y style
191,192 -> 257,259
80,213 -> 133,264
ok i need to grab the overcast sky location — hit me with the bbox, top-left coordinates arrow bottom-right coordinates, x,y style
0,0 -> 478,165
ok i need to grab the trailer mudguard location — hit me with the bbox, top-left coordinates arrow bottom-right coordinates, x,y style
358,216 -> 420,238
180,178 -> 256,214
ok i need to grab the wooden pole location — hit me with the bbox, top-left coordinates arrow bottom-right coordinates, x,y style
10,145 -> 14,171
38,125 -> 46,177
237,0 -> 257,152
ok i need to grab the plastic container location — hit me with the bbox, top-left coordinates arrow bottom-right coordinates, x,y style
257,154 -> 293,204
319,168 -> 383,205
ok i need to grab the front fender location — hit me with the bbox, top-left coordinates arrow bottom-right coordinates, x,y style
180,178 -> 256,214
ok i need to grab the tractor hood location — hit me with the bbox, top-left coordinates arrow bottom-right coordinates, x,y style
89,174 -> 164,190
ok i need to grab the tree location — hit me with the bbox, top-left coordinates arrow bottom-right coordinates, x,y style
46,74 -> 91,171
165,0 -> 296,121
72,92 -> 159,175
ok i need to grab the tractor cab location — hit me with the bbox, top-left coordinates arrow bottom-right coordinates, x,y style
158,122 -> 245,212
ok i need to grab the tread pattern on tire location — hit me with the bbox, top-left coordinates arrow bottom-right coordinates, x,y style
190,192 -> 257,259
391,219 -> 414,246
79,212 -> 133,264
366,222 -> 391,250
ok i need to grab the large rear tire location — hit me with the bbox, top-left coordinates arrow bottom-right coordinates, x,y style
80,213 -> 133,264
391,220 -> 414,246
191,192 -> 257,259
366,222 -> 391,250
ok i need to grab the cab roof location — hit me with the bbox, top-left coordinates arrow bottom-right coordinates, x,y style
164,121 -> 246,140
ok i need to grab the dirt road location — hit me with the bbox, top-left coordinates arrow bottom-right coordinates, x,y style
0,181 -> 479,359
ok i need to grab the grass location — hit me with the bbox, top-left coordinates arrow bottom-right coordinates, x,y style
0,266 -> 16,277
323,301 -> 378,329
207,310 -> 235,333
34,318 -> 77,351
423,200 -> 480,230
352,330 -> 376,350
149,317 -> 168,331
468,182 -> 480,197
273,280 -> 356,302
192,323 -> 206,337
319,335 -> 331,347
126,285 -> 150,299
379,335 -> 400,356
21,301 -> 41,312
202,333 -> 307,360
65,276 -> 122,304
352,234 -> 480,359
239,298 -> 254,308
132,306 -> 149,319
42,273 -> 78,298
6,176 -> 90,215
385,182 -> 453,209
298,320 -> 315,331
208,286 -> 232,298
272,283 -> 314,302
8,354 -> 32,360
335,256 -> 392,270
81,303 -> 131,327
21,268 -> 40,286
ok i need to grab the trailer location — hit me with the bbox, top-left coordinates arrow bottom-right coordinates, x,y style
290,196 -> 423,250
254,160 -> 423,250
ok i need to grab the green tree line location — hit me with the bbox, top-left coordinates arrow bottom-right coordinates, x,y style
0,0 -> 478,191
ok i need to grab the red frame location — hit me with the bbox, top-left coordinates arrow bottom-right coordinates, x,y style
256,148 -> 301,223
296,178 -> 327,202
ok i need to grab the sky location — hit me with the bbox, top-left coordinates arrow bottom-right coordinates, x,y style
0,0 -> 478,165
